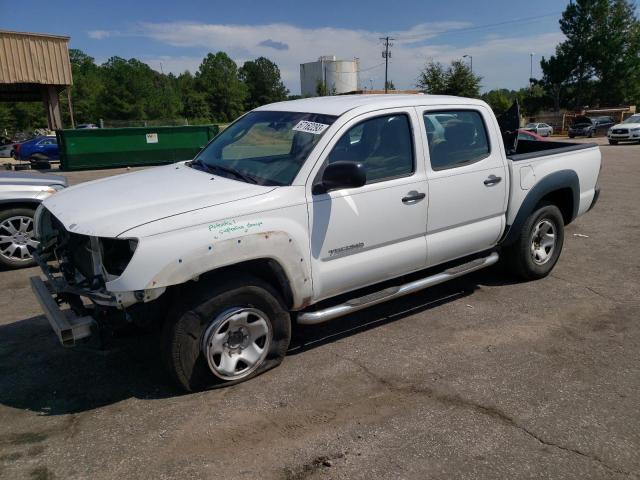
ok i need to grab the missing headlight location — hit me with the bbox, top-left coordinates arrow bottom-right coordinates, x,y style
99,238 -> 138,277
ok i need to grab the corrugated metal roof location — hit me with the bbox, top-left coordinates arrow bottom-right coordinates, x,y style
0,30 -> 72,86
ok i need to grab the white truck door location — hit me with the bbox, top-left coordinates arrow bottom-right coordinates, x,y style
420,106 -> 508,266
307,109 -> 428,301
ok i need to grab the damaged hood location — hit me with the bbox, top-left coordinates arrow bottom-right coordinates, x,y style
42,163 -> 275,237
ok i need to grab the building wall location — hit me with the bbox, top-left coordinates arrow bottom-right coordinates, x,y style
300,57 -> 359,97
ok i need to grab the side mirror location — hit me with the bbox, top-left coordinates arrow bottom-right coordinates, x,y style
314,161 -> 366,194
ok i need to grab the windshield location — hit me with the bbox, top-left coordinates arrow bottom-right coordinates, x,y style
194,111 -> 337,186
525,123 -> 536,128
623,114 -> 640,124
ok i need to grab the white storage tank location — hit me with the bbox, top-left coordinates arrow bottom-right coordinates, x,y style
300,56 -> 359,96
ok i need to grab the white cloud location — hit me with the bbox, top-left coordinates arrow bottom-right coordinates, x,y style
89,22 -> 563,93
87,30 -> 113,40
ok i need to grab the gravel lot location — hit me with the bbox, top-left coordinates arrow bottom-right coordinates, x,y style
1,137 -> 639,480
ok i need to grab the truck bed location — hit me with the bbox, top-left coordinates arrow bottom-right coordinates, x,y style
508,139 -> 598,162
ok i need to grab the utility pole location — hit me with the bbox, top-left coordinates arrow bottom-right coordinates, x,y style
529,52 -> 534,88
463,54 -> 473,73
380,36 -> 394,93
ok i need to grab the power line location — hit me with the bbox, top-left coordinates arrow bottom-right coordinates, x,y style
395,12 -> 561,41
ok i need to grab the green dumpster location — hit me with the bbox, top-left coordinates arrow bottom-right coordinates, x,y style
56,125 -> 219,171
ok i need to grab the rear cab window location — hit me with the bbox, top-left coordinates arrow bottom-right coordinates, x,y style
422,110 -> 490,170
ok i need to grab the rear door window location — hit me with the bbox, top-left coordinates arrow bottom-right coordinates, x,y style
423,110 -> 490,170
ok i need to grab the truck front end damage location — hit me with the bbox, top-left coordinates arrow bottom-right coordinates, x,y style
30,205 -> 166,347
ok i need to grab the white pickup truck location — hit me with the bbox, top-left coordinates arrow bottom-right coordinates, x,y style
31,95 -> 601,391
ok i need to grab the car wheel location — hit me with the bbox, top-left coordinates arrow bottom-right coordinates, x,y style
609,140 -> 618,145
503,203 -> 564,280
163,273 -> 291,391
0,208 -> 38,269
568,134 -> 575,139
588,130 -> 593,138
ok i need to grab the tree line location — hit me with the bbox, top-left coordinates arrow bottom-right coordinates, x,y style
0,50 -> 289,132
418,0 -> 640,116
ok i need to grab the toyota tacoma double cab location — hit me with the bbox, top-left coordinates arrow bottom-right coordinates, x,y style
30,95 -> 601,391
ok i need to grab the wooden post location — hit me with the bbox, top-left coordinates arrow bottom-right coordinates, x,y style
41,85 -> 63,130
67,87 -> 75,129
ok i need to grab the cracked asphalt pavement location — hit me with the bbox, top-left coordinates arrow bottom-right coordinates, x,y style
1,137 -> 639,479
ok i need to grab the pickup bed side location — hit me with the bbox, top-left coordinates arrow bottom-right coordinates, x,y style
502,142 -> 601,245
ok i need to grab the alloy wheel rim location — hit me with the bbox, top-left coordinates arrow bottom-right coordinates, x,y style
202,307 -> 272,381
0,215 -> 38,263
530,219 -> 556,265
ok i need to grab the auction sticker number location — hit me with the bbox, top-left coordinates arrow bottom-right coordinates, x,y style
292,121 -> 329,135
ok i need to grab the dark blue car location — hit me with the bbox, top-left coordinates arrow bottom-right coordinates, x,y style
17,136 -> 59,163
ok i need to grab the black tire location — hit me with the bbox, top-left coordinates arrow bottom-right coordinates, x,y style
568,134 -> 575,139
588,130 -> 593,138
609,140 -> 618,145
503,204 -> 565,280
162,274 -> 291,391
0,207 -> 37,269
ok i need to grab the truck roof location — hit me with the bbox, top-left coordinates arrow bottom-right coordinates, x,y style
254,94 -> 488,116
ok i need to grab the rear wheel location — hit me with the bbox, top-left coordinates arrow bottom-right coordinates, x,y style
163,274 -> 291,391
0,208 -> 38,269
503,204 -> 564,280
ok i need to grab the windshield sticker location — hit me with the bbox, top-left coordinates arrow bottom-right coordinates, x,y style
292,120 -> 329,135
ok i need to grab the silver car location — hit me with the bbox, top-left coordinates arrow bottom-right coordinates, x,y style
524,122 -> 553,137
0,171 -> 67,268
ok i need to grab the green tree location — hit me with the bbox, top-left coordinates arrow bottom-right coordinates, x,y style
384,80 -> 396,91
177,71 -> 211,121
196,52 -> 247,122
417,60 -> 482,97
541,0 -> 640,108
97,57 -> 154,120
482,89 -> 516,115
67,49 -> 102,124
239,57 -> 288,110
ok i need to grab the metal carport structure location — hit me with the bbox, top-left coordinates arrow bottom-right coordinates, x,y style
0,30 -> 73,130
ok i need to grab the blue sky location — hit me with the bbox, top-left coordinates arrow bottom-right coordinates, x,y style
1,0 -> 570,93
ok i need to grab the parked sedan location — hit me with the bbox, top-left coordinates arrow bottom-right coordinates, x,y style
16,135 -> 59,165
524,122 -> 553,136
608,114 -> 640,144
0,142 -> 17,158
0,171 -> 67,268
568,116 -> 615,138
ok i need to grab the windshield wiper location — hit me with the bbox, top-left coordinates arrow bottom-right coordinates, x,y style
207,164 -> 258,184
188,158 -> 214,173
188,159 -> 259,184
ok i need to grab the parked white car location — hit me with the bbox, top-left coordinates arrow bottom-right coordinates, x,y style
608,114 -> 640,144
524,122 -> 553,136
0,142 -> 17,158
0,171 -> 67,268
31,95 -> 601,391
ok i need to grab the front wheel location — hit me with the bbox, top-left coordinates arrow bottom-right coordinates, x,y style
609,140 -> 618,145
0,208 -> 38,269
163,274 -> 291,391
503,204 -> 565,280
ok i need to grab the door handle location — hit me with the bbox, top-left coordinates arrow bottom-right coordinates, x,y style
402,191 -> 426,203
484,175 -> 502,186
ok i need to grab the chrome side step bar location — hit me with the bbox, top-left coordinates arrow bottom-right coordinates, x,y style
297,252 -> 499,325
